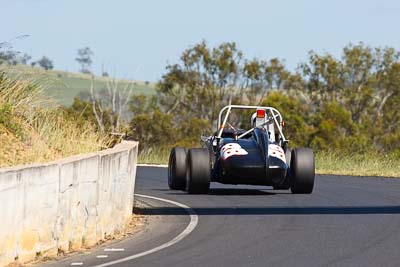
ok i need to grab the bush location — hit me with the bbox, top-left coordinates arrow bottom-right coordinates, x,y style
129,109 -> 174,149
261,91 -> 314,147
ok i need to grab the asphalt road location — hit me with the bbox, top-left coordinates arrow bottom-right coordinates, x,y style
44,166 -> 400,267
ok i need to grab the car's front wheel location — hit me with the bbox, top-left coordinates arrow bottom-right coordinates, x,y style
290,148 -> 315,194
168,147 -> 187,190
186,148 -> 211,194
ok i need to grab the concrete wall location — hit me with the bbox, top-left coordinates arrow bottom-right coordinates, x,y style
0,141 -> 138,266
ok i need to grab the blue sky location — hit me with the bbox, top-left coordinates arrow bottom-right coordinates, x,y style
1,0 -> 400,81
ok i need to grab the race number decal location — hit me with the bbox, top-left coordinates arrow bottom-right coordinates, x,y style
268,144 -> 286,163
220,143 -> 248,160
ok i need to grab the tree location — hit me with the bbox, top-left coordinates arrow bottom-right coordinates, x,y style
65,97 -> 111,131
0,51 -> 17,65
157,41 -> 243,124
131,41 -> 400,154
76,47 -> 93,74
129,109 -> 175,149
300,51 -> 344,104
128,94 -> 157,116
373,47 -> 400,122
242,58 -> 263,104
20,53 -> 31,65
242,58 -> 291,105
36,56 -> 54,70
341,43 -> 375,124
89,76 -> 135,133
261,92 -> 313,147
0,36 -> 31,65
0,41 -> 17,65
264,58 -> 290,90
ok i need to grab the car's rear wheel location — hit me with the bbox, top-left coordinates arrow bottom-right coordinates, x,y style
168,147 -> 187,190
290,148 -> 315,194
186,148 -> 211,194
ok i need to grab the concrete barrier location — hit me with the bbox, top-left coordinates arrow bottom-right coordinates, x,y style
0,141 -> 138,266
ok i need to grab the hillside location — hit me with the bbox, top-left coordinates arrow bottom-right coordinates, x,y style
0,71 -> 113,167
0,64 -> 156,106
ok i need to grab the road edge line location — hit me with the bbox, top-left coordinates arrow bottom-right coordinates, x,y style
90,194 -> 198,267
137,164 -> 168,167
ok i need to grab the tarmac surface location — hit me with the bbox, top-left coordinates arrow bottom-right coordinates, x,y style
43,166 -> 400,267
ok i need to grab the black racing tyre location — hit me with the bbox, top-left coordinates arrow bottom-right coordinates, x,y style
273,183 -> 290,190
186,148 -> 211,194
290,148 -> 315,194
168,147 -> 188,190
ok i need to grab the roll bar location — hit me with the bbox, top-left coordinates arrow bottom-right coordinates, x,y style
216,105 -> 287,142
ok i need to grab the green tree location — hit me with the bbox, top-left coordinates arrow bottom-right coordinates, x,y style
341,43 -> 375,124
36,56 -> 54,70
129,109 -> 175,149
301,51 -> 344,104
128,94 -> 158,116
0,40 -> 18,65
132,41 -> 400,154
264,58 -> 290,90
311,101 -> 356,151
261,92 -> 313,147
242,58 -> 263,104
157,41 -> 243,124
175,118 -> 211,147
76,47 -> 94,74
374,61 -> 400,152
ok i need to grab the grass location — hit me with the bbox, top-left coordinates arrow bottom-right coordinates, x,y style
1,64 -> 156,106
0,70 -> 113,168
138,146 -> 400,178
138,147 -> 170,165
315,151 -> 400,178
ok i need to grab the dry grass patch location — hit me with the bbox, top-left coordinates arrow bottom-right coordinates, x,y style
0,71 -> 112,167
138,146 -> 170,165
316,151 -> 400,177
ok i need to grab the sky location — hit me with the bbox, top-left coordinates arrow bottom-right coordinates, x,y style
1,0 -> 400,82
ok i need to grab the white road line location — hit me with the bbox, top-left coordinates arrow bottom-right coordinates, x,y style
104,248 -> 125,252
96,255 -> 108,259
70,263 -> 83,266
137,164 -> 168,167
90,194 -> 198,267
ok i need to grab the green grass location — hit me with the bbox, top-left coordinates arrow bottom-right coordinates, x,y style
138,146 -> 400,178
316,151 -> 400,177
1,64 -> 156,106
138,147 -> 170,165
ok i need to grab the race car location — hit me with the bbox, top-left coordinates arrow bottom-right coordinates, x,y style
168,105 -> 315,194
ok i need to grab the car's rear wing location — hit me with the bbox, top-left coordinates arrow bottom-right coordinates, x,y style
216,105 -> 288,143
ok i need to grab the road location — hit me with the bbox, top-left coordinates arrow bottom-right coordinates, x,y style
44,166 -> 400,267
